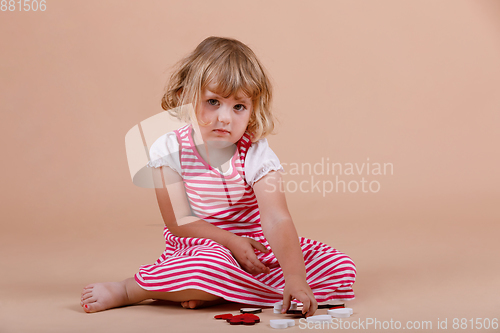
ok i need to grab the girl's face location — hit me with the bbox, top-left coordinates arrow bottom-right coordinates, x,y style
197,82 -> 253,148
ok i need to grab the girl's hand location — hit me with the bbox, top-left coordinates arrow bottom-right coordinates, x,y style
227,236 -> 271,275
281,275 -> 318,317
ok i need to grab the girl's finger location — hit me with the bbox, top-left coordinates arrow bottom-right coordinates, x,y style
281,292 -> 291,314
305,294 -> 318,317
300,295 -> 311,315
244,259 -> 259,274
248,254 -> 268,273
290,290 -> 307,313
249,239 -> 269,253
299,291 -> 317,317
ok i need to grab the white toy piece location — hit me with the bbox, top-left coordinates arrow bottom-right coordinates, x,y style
239,307 -> 262,314
270,319 -> 295,329
273,300 -> 297,313
327,308 -> 352,318
306,315 -> 333,323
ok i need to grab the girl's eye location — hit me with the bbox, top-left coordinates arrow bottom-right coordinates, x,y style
207,99 -> 247,112
234,104 -> 246,112
207,99 -> 219,106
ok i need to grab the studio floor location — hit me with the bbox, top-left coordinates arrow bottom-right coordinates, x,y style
2,193 -> 499,333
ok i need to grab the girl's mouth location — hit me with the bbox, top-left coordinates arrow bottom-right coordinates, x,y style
214,129 -> 230,135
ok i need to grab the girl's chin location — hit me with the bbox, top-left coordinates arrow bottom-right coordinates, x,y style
205,139 -> 234,149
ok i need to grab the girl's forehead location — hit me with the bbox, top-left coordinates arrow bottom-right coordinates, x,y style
204,81 -> 252,101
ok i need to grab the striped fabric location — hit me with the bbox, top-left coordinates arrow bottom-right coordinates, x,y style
135,124 -> 356,305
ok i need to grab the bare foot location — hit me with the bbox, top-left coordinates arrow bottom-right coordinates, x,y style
180,298 -> 227,309
181,300 -> 206,309
80,281 -> 132,313
81,278 -> 226,312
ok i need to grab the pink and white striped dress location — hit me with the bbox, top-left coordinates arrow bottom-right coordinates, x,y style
134,124 -> 356,305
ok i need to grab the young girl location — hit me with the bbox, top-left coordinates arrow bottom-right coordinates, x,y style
80,36 -> 356,317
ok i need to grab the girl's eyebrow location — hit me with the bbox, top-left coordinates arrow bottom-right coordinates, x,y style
206,89 -> 251,103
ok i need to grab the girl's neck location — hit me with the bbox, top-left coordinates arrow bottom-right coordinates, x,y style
192,128 -> 237,173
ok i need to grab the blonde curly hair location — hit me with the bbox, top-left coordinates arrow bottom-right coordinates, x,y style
161,36 -> 276,142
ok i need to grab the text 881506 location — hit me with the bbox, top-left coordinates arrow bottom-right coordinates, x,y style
1,0 -> 47,11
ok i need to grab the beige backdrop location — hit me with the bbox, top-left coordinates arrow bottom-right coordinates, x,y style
1,0 -> 499,332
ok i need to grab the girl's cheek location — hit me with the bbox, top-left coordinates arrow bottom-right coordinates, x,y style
198,109 -> 211,122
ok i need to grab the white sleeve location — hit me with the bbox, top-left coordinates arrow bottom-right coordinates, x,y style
146,132 -> 182,176
244,138 -> 284,187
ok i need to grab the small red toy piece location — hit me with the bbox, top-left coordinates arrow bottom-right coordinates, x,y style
229,318 -> 243,325
329,305 -> 345,310
242,319 -> 257,325
218,313 -> 260,325
214,313 -> 233,320
242,313 -> 260,323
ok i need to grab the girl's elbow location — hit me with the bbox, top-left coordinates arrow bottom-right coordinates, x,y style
262,215 -> 295,231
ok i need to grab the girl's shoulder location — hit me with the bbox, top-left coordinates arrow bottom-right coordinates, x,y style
244,138 -> 284,187
246,137 -> 271,155
146,130 -> 182,175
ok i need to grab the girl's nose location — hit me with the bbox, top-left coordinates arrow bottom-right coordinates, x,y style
217,106 -> 231,124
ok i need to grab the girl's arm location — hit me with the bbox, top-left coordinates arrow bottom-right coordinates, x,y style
152,166 -> 270,275
253,171 -> 318,317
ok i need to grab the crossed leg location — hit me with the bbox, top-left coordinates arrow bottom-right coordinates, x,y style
80,277 -> 224,313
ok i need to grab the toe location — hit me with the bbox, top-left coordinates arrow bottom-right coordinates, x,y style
81,286 -> 93,297
83,301 -> 103,313
189,300 -> 199,309
81,296 -> 95,306
180,300 -> 205,309
83,303 -> 97,313
83,303 -> 92,313
81,289 -> 92,299
81,293 -> 93,301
